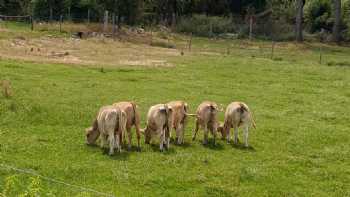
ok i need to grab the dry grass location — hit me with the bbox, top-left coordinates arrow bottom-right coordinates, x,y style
0,34 -> 181,67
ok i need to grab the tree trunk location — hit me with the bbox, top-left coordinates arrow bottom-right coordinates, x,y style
296,0 -> 304,42
332,0 -> 341,43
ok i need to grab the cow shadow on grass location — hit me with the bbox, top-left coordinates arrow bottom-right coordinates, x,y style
148,143 -> 177,154
171,140 -> 192,149
231,142 -> 256,152
201,139 -> 224,151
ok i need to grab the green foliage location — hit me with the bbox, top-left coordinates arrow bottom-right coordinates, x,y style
305,0 -> 333,33
176,15 -> 234,37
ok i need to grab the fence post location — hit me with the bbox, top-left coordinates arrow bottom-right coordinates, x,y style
49,8 -> 53,22
319,45 -> 322,64
87,9 -> 90,24
188,33 -> 193,51
249,16 -> 253,40
112,13 -> 116,39
271,41 -> 275,59
59,15 -> 63,33
30,16 -> 34,31
103,10 -> 109,33
209,21 -> 213,37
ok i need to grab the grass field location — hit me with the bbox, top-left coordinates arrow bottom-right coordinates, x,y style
0,23 -> 350,196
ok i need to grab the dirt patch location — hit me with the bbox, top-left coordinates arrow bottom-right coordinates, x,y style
0,35 -> 179,68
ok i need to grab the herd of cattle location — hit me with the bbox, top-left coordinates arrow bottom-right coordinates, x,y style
85,101 -> 256,155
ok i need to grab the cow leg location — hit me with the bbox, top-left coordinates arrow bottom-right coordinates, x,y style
234,127 -> 239,145
203,125 -> 208,145
159,128 -> 165,152
176,125 -> 181,144
179,124 -> 185,144
108,134 -> 115,155
135,126 -> 141,151
192,119 -> 199,141
127,127 -> 132,151
226,127 -> 231,144
115,132 -> 121,153
100,133 -> 107,148
243,126 -> 249,147
165,127 -> 170,149
212,126 -> 217,146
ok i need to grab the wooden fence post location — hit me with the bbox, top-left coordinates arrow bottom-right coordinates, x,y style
319,45 -> 322,64
49,8 -> 53,22
271,41 -> 275,59
30,16 -> 34,31
188,33 -> 193,51
87,9 -> 90,24
103,10 -> 109,33
249,16 -> 253,40
112,13 -> 116,39
59,15 -> 63,32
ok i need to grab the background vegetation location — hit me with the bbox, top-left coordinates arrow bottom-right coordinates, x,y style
0,0 -> 349,41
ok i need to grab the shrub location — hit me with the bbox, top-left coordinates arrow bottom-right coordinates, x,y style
176,15 -> 235,37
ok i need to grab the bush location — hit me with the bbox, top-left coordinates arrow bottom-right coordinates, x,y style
304,0 -> 333,33
176,15 -> 235,37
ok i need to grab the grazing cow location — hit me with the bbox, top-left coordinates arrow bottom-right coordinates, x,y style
192,101 -> 221,145
167,101 -> 190,144
222,102 -> 256,147
113,101 -> 141,151
144,104 -> 173,151
85,106 -> 127,155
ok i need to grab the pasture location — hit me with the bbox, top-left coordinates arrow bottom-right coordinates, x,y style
0,23 -> 350,196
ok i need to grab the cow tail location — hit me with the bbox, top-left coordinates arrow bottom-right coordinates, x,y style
130,102 -> 140,130
118,110 -> 127,137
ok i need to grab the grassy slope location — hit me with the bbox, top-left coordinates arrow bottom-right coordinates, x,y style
0,35 -> 350,196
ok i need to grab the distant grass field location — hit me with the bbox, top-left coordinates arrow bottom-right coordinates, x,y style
1,23 -> 350,196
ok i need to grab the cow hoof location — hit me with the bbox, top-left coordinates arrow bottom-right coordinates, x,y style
127,146 -> 132,151
137,147 -> 141,152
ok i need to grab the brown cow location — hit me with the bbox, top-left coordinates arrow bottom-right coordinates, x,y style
85,105 -> 127,155
113,102 -> 141,151
222,102 -> 256,147
144,104 -> 173,151
167,101 -> 189,145
192,101 -> 221,145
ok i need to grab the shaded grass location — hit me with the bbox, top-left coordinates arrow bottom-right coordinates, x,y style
0,36 -> 350,196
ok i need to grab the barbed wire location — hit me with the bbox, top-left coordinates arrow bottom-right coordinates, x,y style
0,163 -> 116,197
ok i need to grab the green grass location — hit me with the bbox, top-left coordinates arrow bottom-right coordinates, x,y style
0,36 -> 350,196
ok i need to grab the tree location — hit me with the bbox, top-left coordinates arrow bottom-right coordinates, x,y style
332,0 -> 341,43
296,0 -> 305,42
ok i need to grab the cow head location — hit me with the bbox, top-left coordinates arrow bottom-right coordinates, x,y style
85,127 -> 100,145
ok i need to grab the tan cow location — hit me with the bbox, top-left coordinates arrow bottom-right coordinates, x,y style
85,105 -> 127,155
167,101 -> 190,145
221,102 -> 256,147
113,102 -> 141,151
192,101 -> 221,145
144,104 -> 173,151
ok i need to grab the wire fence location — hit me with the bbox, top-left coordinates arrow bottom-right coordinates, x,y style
0,163 -> 116,197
